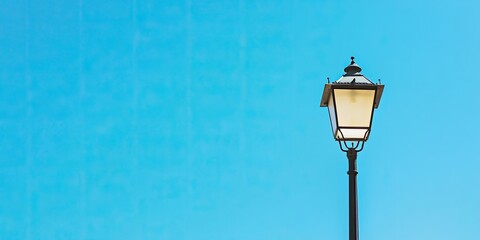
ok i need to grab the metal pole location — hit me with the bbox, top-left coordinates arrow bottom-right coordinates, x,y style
347,148 -> 359,240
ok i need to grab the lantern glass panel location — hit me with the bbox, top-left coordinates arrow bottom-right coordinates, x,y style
327,93 -> 337,135
335,128 -> 369,140
333,89 -> 375,128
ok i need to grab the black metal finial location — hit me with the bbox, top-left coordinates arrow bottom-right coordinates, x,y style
327,77 -> 330,83
344,56 -> 362,75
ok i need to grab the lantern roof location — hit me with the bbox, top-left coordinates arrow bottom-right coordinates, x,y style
335,57 -> 375,85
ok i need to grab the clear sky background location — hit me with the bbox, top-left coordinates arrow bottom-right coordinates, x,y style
1,0 -> 479,239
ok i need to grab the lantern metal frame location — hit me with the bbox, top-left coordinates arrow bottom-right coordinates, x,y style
320,61 -> 384,143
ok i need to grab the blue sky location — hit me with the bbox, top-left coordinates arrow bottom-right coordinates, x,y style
1,0 -> 479,239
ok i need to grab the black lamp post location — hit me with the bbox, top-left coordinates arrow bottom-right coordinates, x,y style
320,57 -> 384,240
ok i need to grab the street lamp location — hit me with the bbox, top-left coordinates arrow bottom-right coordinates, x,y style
320,57 -> 384,240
